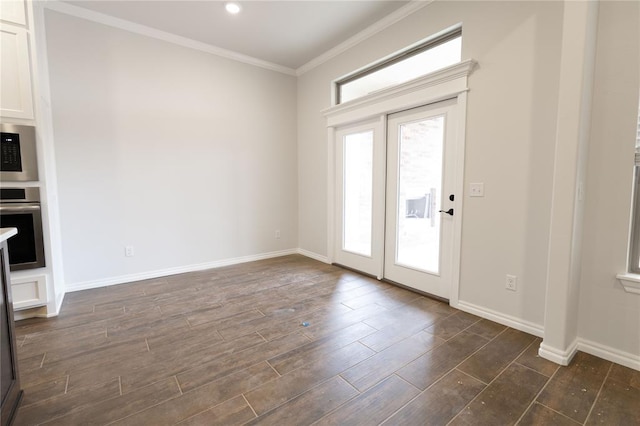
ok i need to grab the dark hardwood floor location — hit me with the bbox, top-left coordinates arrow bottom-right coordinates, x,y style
12,255 -> 640,425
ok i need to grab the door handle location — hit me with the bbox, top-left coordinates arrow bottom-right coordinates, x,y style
439,208 -> 454,216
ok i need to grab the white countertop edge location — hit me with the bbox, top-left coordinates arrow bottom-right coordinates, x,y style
0,227 -> 18,244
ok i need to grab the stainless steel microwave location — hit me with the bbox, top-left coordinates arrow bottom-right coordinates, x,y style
0,123 -> 39,182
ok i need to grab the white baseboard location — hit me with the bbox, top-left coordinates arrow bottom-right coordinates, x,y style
54,291 -> 65,315
534,336 -> 639,372
454,300 -> 544,337
296,248 -> 330,264
13,305 -> 49,320
453,299 -> 639,371
538,339 -> 578,366
577,338 -> 640,372
65,249 -> 298,293
13,290 -> 66,320
454,299 -> 639,371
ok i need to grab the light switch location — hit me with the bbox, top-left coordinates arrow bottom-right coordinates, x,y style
470,183 -> 484,197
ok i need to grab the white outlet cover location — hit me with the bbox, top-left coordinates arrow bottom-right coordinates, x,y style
506,274 -> 517,291
470,183 -> 484,197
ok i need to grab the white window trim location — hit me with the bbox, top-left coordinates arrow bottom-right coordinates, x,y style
616,273 -> 640,295
619,106 -> 640,294
324,59 -> 477,127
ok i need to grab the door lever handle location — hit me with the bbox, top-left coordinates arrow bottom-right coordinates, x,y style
439,208 -> 454,216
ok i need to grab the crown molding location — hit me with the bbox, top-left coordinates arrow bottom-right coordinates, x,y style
296,0 -> 433,76
42,0 -> 297,76
41,0 -> 432,78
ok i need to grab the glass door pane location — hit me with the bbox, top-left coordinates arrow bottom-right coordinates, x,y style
333,118 -> 384,278
343,131 -> 374,256
385,100 -> 456,299
395,115 -> 445,274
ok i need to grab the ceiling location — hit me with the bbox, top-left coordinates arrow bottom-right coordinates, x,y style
64,1 -> 411,71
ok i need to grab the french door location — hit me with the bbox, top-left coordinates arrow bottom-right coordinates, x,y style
333,99 -> 458,299
333,117 -> 386,277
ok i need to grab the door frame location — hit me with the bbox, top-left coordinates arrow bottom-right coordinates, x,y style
325,59 -> 476,307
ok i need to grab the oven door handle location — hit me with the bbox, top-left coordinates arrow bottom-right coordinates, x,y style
0,204 -> 41,213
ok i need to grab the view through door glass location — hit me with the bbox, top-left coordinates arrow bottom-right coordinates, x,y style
396,115 -> 445,274
343,130 -> 373,257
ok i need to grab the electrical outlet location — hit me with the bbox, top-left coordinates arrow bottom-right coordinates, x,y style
125,246 -> 134,257
506,274 -> 517,291
275,230 -> 281,239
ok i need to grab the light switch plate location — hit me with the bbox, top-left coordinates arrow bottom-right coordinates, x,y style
470,183 -> 484,197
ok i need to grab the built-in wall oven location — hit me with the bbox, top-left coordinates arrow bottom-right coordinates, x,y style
1,124 -> 39,182
0,188 -> 45,271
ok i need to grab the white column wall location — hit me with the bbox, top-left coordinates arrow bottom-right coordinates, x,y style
577,0 -> 640,369
541,0 -> 599,365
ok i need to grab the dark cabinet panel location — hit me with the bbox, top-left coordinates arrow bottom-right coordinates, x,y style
1,242 -> 22,426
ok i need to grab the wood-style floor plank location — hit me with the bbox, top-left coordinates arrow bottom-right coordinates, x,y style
113,362 -> 278,426
12,255 -> 638,426
456,328 -> 536,383
41,377 -> 181,425
536,352 -> 612,424
382,369 -> 485,425
315,375 -> 420,425
341,331 -> 444,392
245,376 -> 358,425
13,379 -> 120,426
243,341 -> 374,415
449,363 -> 548,425
177,395 -> 257,426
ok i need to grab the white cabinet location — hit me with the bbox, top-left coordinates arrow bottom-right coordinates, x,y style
1,0 -> 63,318
0,0 -> 26,26
10,274 -> 47,310
0,24 -> 34,119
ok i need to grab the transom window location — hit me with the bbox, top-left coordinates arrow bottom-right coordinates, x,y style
336,28 -> 462,104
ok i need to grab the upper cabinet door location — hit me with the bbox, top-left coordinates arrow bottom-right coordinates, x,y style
0,0 -> 26,26
0,24 -> 34,120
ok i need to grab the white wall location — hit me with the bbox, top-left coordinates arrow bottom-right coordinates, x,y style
45,10 -> 298,288
42,0 -> 640,366
298,1 -> 564,328
579,1 -> 640,360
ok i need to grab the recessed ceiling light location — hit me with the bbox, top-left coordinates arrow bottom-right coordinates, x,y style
225,2 -> 241,15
